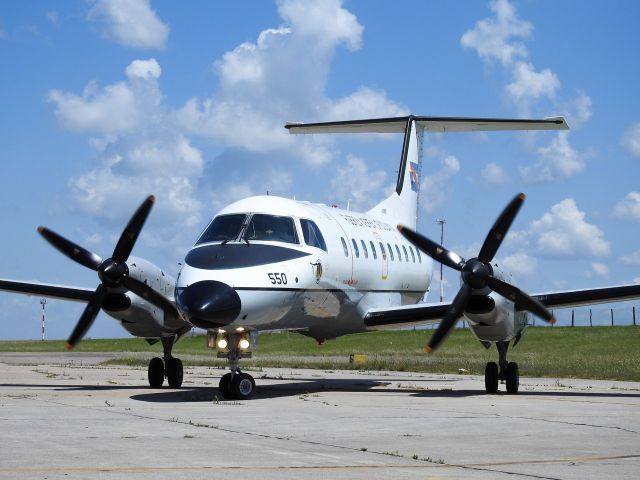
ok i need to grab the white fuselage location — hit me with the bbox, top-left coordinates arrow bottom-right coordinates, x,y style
175,195 -> 432,341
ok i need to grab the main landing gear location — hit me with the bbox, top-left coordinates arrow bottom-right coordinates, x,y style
213,330 -> 256,400
484,341 -> 519,394
147,336 -> 184,388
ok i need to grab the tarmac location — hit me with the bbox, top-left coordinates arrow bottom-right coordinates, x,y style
0,353 -> 639,479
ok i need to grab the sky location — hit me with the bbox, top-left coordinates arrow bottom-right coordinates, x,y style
1,0 -> 639,340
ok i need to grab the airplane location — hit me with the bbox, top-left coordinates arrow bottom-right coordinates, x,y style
2,114 -> 640,400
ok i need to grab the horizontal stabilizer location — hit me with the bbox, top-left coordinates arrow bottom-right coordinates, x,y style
286,115 -> 569,134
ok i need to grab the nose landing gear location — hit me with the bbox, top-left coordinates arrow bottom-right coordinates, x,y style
213,330 -> 256,400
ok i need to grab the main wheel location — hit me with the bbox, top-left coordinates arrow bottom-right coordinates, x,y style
166,357 -> 184,388
485,361 -> 499,393
231,372 -> 256,400
148,357 -> 165,388
218,372 -> 232,399
505,361 -> 519,394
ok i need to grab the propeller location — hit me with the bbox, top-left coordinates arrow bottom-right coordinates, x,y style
38,195 -> 176,349
398,193 -> 555,353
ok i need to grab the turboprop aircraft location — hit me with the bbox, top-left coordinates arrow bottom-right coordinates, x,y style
2,115 -> 640,400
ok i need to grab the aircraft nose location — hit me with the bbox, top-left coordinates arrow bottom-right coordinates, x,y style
176,280 -> 241,329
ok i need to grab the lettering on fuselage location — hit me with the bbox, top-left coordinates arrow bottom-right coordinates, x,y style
340,214 -> 395,232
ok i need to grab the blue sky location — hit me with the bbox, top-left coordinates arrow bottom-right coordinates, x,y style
1,0 -> 639,339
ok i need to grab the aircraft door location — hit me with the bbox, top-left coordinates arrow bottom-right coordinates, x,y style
373,232 -> 388,280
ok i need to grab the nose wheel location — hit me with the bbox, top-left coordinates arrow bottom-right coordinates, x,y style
218,371 -> 256,400
214,331 -> 256,400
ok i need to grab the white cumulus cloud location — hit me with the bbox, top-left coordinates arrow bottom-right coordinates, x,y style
176,0 -> 404,166
613,191 -> 640,221
520,131 -> 586,183
125,58 -> 161,80
88,0 -> 169,49
460,0 -> 532,66
505,61 -> 560,114
523,198 -> 610,258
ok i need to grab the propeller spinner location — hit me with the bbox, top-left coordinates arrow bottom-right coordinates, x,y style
38,195 -> 177,349
398,193 -> 555,353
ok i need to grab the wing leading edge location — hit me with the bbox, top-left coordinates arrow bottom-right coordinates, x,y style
0,279 -> 94,303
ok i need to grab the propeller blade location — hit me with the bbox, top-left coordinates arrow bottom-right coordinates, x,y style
486,276 -> 555,324
427,283 -> 473,352
398,224 -> 465,272
38,226 -> 102,271
478,193 -> 525,263
120,276 -> 180,317
65,284 -> 106,350
112,195 -> 155,262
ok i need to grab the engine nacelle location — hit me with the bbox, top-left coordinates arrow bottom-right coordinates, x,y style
463,265 -> 529,344
102,256 -> 190,338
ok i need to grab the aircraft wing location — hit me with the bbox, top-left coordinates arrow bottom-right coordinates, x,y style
363,302 -> 450,328
0,278 -> 94,303
528,284 -> 640,310
363,283 -> 640,328
286,116 -> 568,134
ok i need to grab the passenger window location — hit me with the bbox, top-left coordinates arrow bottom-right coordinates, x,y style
360,240 -> 368,259
196,214 -> 246,244
351,239 -> 360,258
416,248 -> 422,263
244,214 -> 299,244
379,242 -> 387,260
395,244 -> 402,262
409,246 -> 416,263
300,219 -> 327,252
370,241 -> 377,260
402,245 -> 409,262
387,243 -> 394,261
341,237 -> 349,257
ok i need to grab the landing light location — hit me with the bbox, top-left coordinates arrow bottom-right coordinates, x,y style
217,338 -> 228,349
239,338 -> 250,350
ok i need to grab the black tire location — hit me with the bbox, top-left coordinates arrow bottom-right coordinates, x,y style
148,357 -> 165,388
485,361 -> 499,394
218,372 -> 232,399
166,357 -> 183,388
505,361 -> 519,394
231,372 -> 256,400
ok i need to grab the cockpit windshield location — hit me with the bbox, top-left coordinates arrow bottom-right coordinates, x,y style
244,214 -> 299,244
196,214 -> 246,245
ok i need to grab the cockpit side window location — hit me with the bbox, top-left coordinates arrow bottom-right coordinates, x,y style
300,219 -> 327,252
196,214 -> 246,245
244,214 -> 299,244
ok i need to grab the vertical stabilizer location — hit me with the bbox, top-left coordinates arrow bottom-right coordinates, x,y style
366,117 -> 421,229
